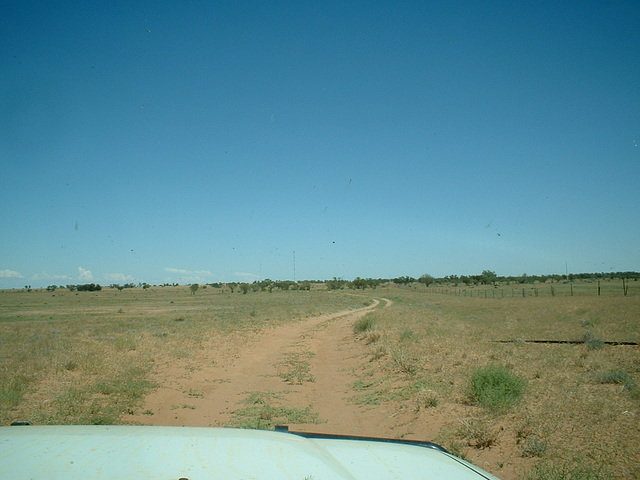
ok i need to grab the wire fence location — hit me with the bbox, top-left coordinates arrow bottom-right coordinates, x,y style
426,279 -> 638,298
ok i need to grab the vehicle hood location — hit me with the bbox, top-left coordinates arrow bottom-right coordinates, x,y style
0,425 -> 500,479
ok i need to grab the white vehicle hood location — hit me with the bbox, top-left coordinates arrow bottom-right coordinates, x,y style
0,425 -> 501,479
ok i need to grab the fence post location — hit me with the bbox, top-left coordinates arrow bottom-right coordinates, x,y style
522,288 -> 525,297
597,280 -> 600,296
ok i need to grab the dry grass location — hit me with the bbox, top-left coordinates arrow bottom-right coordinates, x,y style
2,282 -> 638,478
351,285 -> 640,479
0,286 -> 365,425
277,350 -> 315,384
225,391 -> 321,430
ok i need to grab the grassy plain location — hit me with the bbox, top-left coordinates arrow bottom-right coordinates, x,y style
0,286 -> 364,425
1,281 -> 638,479
353,284 -> 639,479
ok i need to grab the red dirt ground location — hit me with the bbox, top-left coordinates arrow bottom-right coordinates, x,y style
129,299 -> 523,479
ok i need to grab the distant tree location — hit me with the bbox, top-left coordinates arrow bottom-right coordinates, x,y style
326,277 -> 346,290
518,273 -> 532,284
392,276 -> 415,285
418,274 -> 435,287
350,277 -> 368,289
367,278 -> 381,289
190,283 -> 199,295
444,274 -> 459,286
480,270 -> 497,285
239,283 -> 250,294
270,280 -> 292,291
46,285 -> 56,292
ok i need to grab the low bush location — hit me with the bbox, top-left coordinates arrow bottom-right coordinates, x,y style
583,330 -> 604,350
353,313 -> 376,333
467,364 -> 526,411
596,370 -> 630,385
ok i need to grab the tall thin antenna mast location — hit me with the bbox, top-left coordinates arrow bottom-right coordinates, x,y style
293,250 -> 296,282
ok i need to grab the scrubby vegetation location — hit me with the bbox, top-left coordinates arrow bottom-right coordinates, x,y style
1,282 -> 638,479
349,287 -> 639,479
467,364 -> 527,411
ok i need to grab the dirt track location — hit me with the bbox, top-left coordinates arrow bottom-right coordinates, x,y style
130,298 -> 405,436
128,297 -> 528,479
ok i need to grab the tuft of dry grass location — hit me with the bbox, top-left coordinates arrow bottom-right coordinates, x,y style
225,391 -> 321,430
277,351 -> 315,384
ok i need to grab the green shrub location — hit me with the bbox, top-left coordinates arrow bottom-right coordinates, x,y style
468,364 -> 526,411
585,338 -> 605,350
353,313 -> 376,333
597,369 -> 640,398
583,330 -> 604,350
596,370 -> 630,385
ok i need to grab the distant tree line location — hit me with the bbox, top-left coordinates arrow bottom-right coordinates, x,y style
435,271 -> 640,287
67,283 -> 102,292
26,271 -> 637,293
109,283 -> 138,290
321,271 -> 640,290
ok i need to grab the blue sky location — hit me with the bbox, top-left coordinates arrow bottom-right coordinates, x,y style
2,1 -> 639,288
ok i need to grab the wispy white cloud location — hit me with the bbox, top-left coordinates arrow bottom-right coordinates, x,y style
164,268 -> 213,276
163,267 -> 214,284
104,273 -> 136,283
32,271 -> 71,282
78,267 -> 93,281
235,272 -> 260,280
0,269 -> 23,279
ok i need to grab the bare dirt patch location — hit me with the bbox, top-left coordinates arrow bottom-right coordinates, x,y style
125,296 -> 540,480
129,300 -> 398,434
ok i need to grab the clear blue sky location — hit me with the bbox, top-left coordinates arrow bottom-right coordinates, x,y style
2,1 -> 639,288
